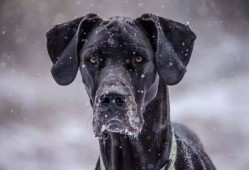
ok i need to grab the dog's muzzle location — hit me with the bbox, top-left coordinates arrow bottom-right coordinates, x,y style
92,77 -> 143,138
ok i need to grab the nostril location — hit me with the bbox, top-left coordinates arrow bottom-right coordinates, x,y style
99,93 -> 126,107
115,96 -> 125,106
101,96 -> 110,106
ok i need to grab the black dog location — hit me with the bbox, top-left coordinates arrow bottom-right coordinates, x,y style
46,13 -> 216,170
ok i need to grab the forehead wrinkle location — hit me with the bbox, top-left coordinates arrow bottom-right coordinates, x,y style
97,19 -> 138,38
84,19 -> 152,52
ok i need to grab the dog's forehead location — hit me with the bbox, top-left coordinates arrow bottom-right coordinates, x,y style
84,18 -> 151,50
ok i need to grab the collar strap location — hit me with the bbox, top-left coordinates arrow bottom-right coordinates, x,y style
99,130 -> 177,170
161,130 -> 177,170
99,153 -> 106,170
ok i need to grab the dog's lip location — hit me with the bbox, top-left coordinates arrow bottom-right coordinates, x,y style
98,119 -> 126,135
97,119 -> 142,137
107,119 -> 124,125
106,119 -> 125,132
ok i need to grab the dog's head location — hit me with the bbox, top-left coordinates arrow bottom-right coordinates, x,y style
46,13 -> 196,137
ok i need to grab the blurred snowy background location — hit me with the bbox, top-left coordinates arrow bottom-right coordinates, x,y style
0,0 -> 248,170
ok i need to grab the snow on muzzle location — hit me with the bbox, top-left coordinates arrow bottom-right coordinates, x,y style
92,79 -> 143,138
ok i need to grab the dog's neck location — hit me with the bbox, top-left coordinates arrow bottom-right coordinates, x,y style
98,80 -> 172,170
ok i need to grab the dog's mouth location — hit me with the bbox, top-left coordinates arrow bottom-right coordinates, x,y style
93,109 -> 143,138
106,119 -> 125,131
92,73 -> 144,138
92,90 -> 143,138
102,119 -> 126,133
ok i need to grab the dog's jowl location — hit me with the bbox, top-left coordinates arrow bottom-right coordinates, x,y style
46,13 -> 216,170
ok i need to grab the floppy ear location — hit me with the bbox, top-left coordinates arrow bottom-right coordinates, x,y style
135,13 -> 196,85
46,13 -> 102,85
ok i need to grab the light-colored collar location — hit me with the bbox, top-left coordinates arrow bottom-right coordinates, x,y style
99,131 -> 177,170
162,130 -> 177,170
99,153 -> 106,170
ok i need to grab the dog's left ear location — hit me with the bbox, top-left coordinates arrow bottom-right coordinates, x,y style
135,13 -> 196,85
46,13 -> 102,85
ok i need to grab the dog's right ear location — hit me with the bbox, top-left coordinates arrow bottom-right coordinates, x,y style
46,13 -> 102,85
135,13 -> 196,85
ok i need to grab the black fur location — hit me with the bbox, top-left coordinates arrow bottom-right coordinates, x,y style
46,13 -> 215,170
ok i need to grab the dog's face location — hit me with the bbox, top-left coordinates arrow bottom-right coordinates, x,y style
46,13 -> 196,137
80,20 -> 158,136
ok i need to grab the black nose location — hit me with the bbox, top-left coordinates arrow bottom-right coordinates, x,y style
100,93 -> 126,107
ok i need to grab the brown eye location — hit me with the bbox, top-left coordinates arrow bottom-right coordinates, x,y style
135,56 -> 143,63
89,56 -> 97,64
